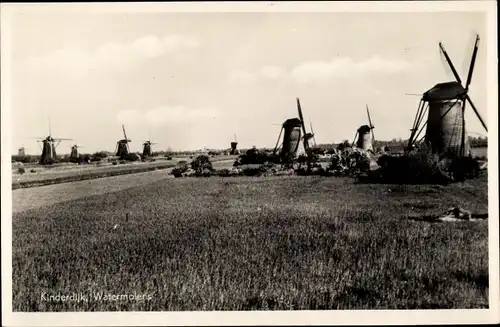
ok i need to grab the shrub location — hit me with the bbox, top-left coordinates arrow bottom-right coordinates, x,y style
17,167 -> 26,175
242,166 -> 267,176
191,155 -> 213,173
371,144 -> 482,184
92,151 -> 108,160
176,160 -> 189,171
217,169 -> 231,177
234,148 -> 277,166
171,168 -> 184,178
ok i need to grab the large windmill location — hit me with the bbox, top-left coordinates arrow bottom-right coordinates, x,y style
353,105 -> 376,152
35,120 -> 72,165
406,34 -> 487,157
115,125 -> 132,159
272,97 -> 315,162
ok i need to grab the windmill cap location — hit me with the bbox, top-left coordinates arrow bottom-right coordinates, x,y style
423,81 -> 467,102
283,118 -> 302,127
357,125 -> 372,133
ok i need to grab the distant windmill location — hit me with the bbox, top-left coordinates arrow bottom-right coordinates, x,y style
352,105 -> 376,152
69,143 -> 83,161
35,119 -> 72,165
18,147 -> 26,157
142,140 -> 157,157
115,124 -> 132,159
406,33 -> 487,157
230,134 -> 239,155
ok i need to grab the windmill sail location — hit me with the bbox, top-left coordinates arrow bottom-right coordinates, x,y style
407,34 -> 485,157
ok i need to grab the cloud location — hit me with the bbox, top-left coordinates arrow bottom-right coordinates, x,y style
26,34 -> 200,78
229,56 -> 415,84
228,65 -> 284,83
116,105 -> 219,127
291,55 -> 413,83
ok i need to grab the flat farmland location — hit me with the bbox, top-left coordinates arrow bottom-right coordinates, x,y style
12,173 -> 488,311
12,156 -> 238,189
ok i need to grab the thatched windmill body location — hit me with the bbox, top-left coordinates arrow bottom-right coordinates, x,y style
273,97 -> 315,162
115,125 -> 132,159
353,105 -> 376,152
18,147 -> 25,157
406,34 -> 487,157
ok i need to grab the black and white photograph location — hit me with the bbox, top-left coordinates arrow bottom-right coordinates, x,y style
1,1 -> 498,326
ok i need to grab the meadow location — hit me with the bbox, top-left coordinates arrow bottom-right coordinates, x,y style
12,173 -> 488,311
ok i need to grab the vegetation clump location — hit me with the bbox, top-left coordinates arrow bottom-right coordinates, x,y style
367,144 -> 483,185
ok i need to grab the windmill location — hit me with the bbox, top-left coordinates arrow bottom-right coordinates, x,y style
69,143 -> 83,161
273,97 -> 315,162
35,120 -> 72,165
230,134 -> 239,155
142,139 -> 157,157
406,34 -> 487,157
18,147 -> 26,157
115,124 -> 132,159
352,105 -> 376,152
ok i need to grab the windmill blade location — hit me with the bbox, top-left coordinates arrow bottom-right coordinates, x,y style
366,105 -> 376,142
53,138 -> 73,141
439,41 -> 463,84
122,124 -> 129,141
465,95 -> 488,132
273,127 -> 284,154
296,97 -> 307,135
465,34 -> 480,91
309,120 -> 317,146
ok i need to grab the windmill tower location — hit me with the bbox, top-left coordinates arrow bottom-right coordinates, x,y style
230,134 -> 238,155
35,119 -> 72,165
406,34 -> 487,157
115,125 -> 132,159
273,97 -> 315,162
353,105 -> 376,152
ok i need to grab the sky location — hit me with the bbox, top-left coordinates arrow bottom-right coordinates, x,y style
7,9 -> 489,154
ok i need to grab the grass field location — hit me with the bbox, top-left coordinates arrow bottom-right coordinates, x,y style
470,147 -> 488,159
12,174 -> 488,311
